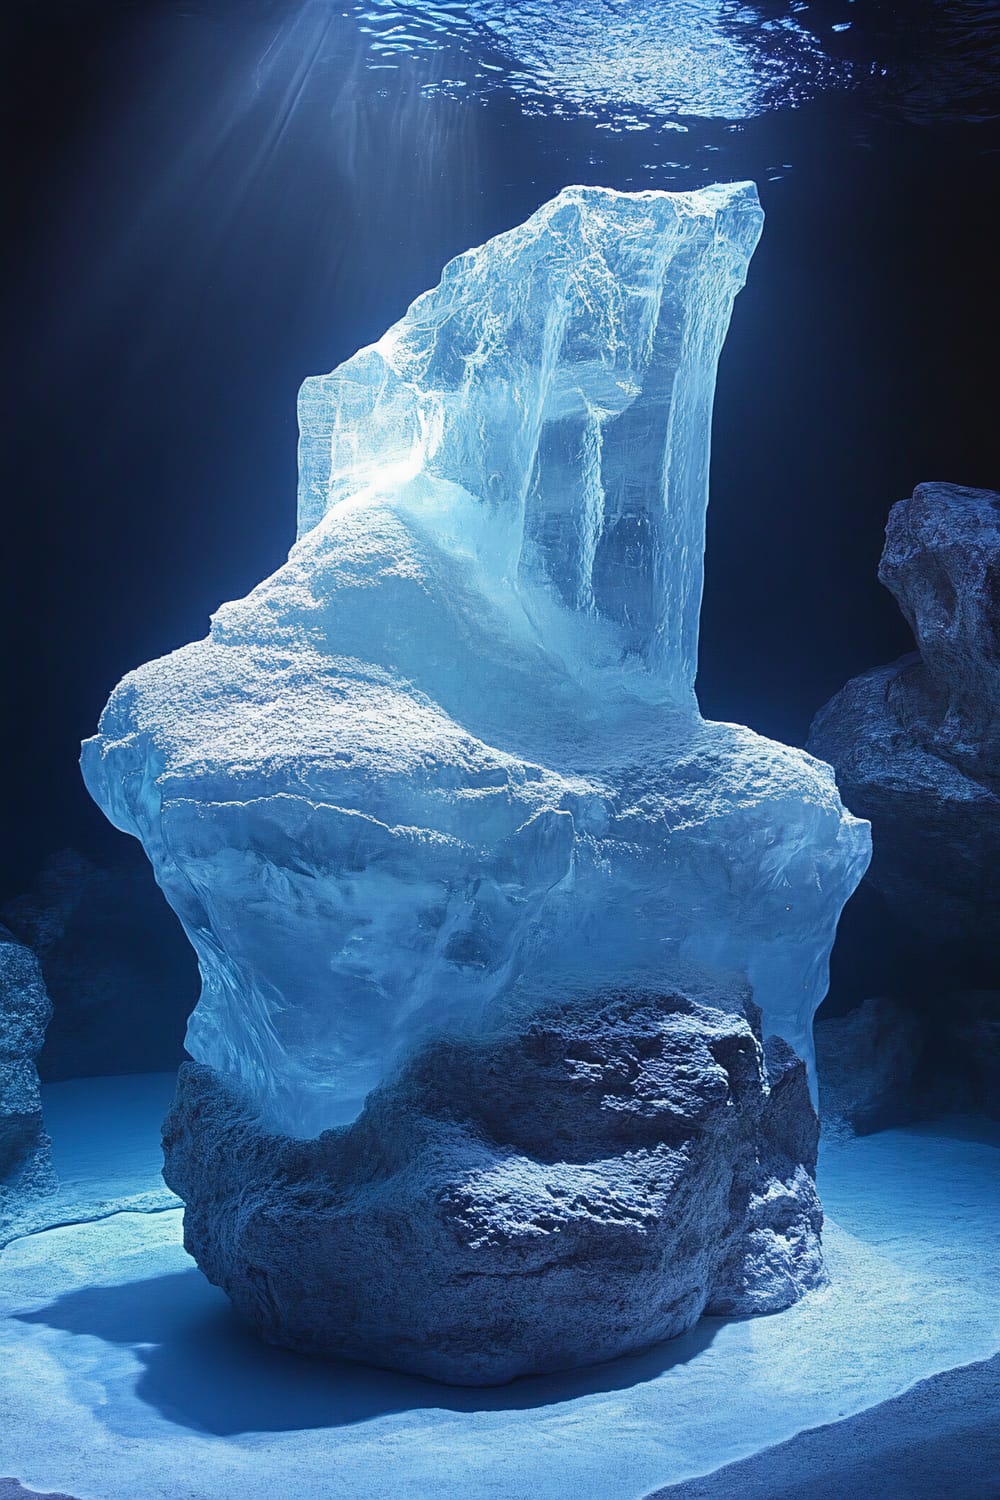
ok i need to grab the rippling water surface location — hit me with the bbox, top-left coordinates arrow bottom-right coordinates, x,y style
350,0 -> 853,122
233,0 -> 1000,190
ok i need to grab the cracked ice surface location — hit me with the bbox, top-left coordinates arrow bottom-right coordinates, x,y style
82,184 -> 869,1136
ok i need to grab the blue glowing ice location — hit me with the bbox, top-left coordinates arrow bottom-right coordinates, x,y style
83,184 -> 869,1135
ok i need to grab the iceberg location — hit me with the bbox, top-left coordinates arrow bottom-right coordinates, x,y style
83,183 -> 869,1138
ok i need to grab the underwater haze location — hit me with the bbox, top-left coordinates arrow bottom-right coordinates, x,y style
3,4 -> 1000,1496
4,0 -> 999,909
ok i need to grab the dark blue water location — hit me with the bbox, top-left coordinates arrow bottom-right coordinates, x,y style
4,0 -> 999,893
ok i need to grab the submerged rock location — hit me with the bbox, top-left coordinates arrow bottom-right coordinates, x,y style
0,1483 -> 80,1500
0,925 -> 56,1233
810,482 -> 1000,962
1,847 -> 197,1081
815,997 -> 923,1135
878,480 -> 1000,774
164,981 -> 823,1385
942,990 -> 1000,1118
815,989 -> 1000,1136
645,1353 -> 1000,1500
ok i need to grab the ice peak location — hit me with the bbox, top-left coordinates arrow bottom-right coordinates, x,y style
297,181 -> 763,693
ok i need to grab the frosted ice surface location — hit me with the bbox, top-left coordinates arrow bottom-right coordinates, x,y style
83,184 -> 869,1135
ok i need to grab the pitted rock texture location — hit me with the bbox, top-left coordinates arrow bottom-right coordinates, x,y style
879,481 -> 1000,772
164,983 -> 824,1386
810,482 -> 1000,959
942,990 -> 1000,1118
0,925 -> 56,1233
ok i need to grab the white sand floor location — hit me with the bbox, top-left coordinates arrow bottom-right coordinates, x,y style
1,1082 -> 997,1500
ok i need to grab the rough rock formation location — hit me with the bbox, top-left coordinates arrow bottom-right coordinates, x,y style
164,980 -> 824,1385
941,990 -> 1000,1118
810,482 -> 1000,960
1,847 -> 198,1081
816,989 -> 1000,1135
645,1354 -> 1000,1500
814,997 -> 924,1135
0,925 -> 56,1234
0,1484 -> 79,1500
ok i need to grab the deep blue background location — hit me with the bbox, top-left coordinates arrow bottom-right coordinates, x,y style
3,0 -> 998,932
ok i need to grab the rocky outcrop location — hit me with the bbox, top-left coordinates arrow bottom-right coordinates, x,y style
645,1353 -> 1000,1500
942,990 -> 1000,1117
878,481 -> 1000,772
815,990 -> 1000,1135
164,980 -> 824,1386
1,847 -> 198,1080
815,997 -> 924,1135
0,1483 -> 80,1500
809,482 -> 1000,963
0,925 -> 56,1234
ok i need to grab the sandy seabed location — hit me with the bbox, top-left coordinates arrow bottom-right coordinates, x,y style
1,1077 -> 997,1500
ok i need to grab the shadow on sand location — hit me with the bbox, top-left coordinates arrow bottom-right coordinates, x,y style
18,1267 -> 721,1435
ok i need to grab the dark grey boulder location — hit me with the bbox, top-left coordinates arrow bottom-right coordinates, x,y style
164,982 -> 824,1386
815,997 -> 924,1135
878,480 -> 1000,772
815,989 -> 1000,1136
928,989 -> 1000,1120
0,924 -> 56,1233
0,1483 -> 79,1500
645,1353 -> 1000,1500
809,482 -> 1000,958
1,846 -> 198,1080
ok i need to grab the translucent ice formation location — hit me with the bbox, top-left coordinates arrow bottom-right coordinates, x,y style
83,184 -> 869,1135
